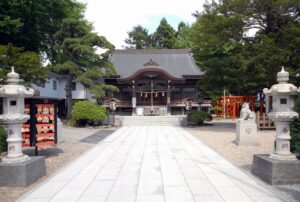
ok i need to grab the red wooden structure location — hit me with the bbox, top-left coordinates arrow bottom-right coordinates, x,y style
213,96 -> 264,120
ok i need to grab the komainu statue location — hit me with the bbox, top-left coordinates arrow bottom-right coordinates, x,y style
239,103 -> 255,122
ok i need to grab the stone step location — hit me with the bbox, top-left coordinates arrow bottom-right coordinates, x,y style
119,116 -> 182,126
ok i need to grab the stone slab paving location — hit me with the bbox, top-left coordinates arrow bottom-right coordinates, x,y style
18,126 -> 283,202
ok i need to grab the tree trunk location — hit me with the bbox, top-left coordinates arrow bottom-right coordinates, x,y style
65,75 -> 73,119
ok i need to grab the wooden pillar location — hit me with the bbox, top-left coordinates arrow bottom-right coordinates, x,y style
180,86 -> 184,115
151,89 -> 153,109
167,80 -> 171,115
233,102 -> 236,120
225,96 -> 228,118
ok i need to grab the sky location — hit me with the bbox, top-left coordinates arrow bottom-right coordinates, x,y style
79,0 -> 206,49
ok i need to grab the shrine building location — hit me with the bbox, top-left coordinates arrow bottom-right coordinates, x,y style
104,49 -> 203,116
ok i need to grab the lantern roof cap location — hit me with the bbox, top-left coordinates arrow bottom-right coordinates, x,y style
277,66 -> 289,83
0,67 -> 34,97
7,66 -> 21,84
264,67 -> 298,96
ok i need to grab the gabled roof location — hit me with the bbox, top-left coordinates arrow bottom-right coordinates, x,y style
109,49 -> 203,79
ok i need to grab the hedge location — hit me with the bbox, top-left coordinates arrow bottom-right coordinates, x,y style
0,125 -> 7,153
71,101 -> 107,126
187,111 -> 212,125
291,96 -> 300,155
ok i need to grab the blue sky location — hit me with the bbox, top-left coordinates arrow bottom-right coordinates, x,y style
79,0 -> 205,48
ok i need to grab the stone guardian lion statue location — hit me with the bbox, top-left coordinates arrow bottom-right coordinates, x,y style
239,103 -> 255,122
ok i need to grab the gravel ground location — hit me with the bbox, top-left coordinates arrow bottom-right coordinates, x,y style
185,120 -> 300,202
0,126 -> 104,202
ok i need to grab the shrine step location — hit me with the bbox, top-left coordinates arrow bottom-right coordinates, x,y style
120,116 -> 182,126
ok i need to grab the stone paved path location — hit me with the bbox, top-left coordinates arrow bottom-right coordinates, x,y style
18,126 -> 282,202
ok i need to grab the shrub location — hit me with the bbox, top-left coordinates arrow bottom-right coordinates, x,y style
0,125 -> 7,153
71,101 -> 107,126
187,111 -> 212,125
291,96 -> 300,155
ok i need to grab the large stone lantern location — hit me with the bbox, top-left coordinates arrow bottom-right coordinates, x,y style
0,67 -> 34,163
263,67 -> 299,161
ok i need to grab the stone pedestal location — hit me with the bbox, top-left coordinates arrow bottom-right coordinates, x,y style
252,154 -> 300,185
235,121 -> 259,146
0,156 -> 46,187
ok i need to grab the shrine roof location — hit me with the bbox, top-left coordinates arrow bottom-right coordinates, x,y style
109,49 -> 203,79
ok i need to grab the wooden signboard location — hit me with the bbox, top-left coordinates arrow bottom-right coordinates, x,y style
21,100 -> 58,155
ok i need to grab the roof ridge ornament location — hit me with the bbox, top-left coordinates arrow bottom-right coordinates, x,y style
143,58 -> 159,67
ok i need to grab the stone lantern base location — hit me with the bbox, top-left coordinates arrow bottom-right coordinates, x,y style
0,156 -> 46,187
1,154 -> 30,164
252,154 -> 300,185
269,153 -> 297,161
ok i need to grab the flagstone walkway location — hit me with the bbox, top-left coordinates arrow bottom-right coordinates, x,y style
18,126 -> 282,202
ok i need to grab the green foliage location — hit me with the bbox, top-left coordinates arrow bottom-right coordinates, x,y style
175,22 -> 193,48
152,18 -> 176,49
0,125 -> 7,153
90,84 -> 119,100
291,96 -> 300,155
71,101 -> 107,126
125,18 -> 192,49
125,25 -> 152,49
0,0 -> 84,61
190,0 -> 300,97
187,111 -> 212,125
0,44 -> 46,85
50,16 -> 117,118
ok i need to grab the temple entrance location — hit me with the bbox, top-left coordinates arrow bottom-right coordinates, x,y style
134,74 -> 169,115
136,79 -> 167,106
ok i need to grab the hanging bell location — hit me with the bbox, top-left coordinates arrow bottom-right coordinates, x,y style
162,92 -> 165,97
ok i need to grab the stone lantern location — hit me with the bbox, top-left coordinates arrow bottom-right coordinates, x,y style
263,67 -> 299,161
0,67 -> 34,163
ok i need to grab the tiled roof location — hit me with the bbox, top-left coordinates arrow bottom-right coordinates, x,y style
109,49 -> 203,79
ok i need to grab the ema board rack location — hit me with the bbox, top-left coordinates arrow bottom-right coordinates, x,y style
21,100 -> 58,155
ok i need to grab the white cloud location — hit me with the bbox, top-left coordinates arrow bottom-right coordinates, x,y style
80,0 -> 205,48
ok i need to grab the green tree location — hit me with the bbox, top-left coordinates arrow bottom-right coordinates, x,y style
174,22 -> 193,48
0,0 -> 84,61
152,18 -> 176,49
190,0 -> 300,98
50,18 -> 117,119
125,25 -> 152,49
0,44 -> 45,85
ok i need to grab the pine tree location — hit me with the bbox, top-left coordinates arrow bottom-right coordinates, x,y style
152,18 -> 176,49
125,25 -> 152,49
50,18 -> 117,118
